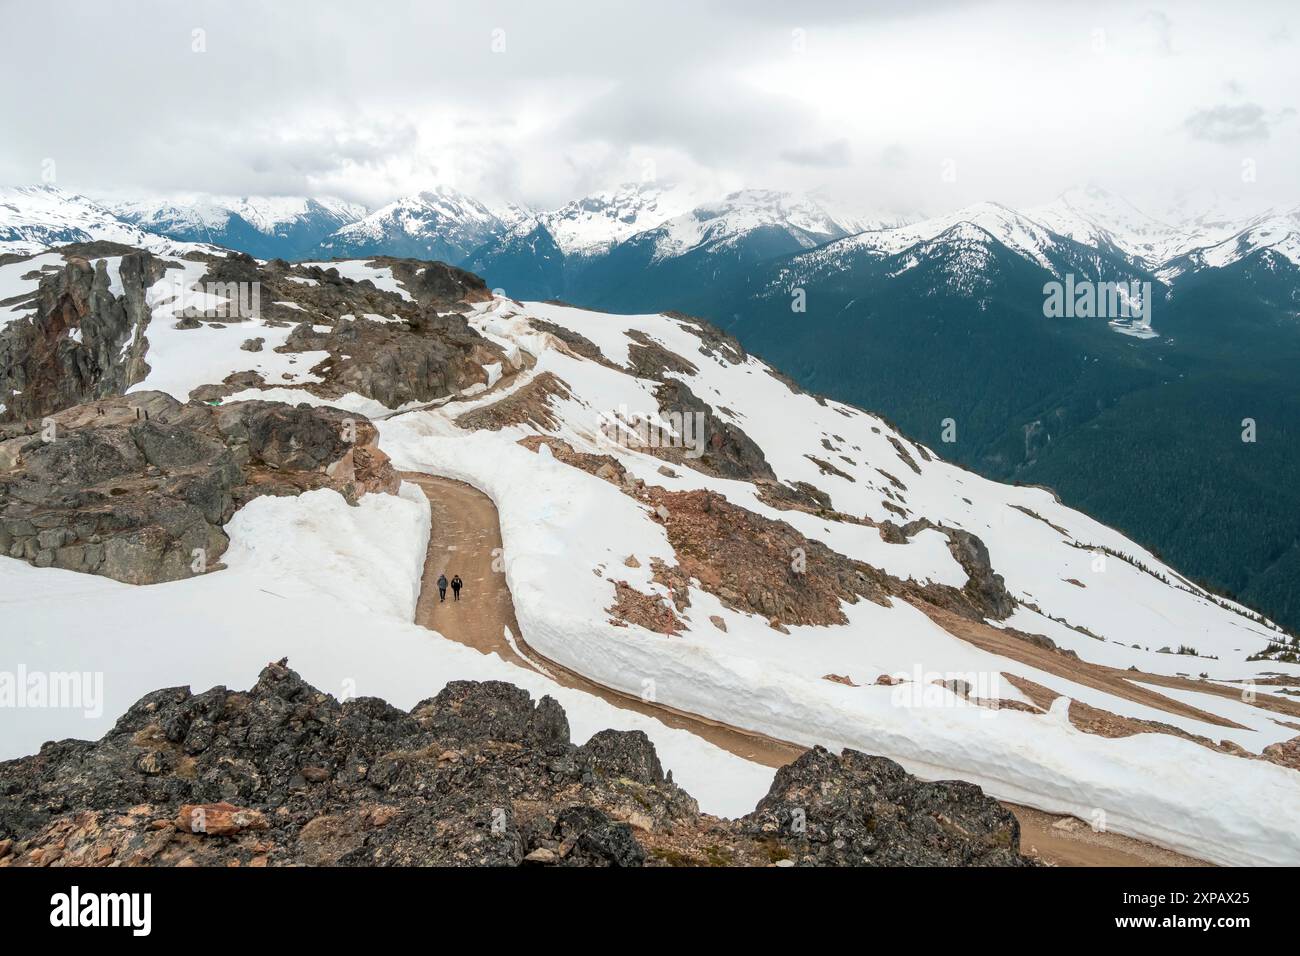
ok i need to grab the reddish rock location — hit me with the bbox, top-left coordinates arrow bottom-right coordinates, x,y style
177,802 -> 269,837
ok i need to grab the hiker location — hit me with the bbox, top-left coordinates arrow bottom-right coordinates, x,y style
451,574 -> 463,601
436,573 -> 448,603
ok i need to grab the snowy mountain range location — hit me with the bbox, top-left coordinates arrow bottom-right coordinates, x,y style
4,181 -> 1294,288
316,185 -> 525,263
0,185 -> 216,257
108,193 -> 367,261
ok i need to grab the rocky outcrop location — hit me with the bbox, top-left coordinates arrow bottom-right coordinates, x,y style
0,392 -> 397,584
903,518 -> 1016,620
2,247 -> 507,423
0,663 -> 1033,867
284,310 -> 503,409
0,249 -> 167,421
455,372 -> 570,431
662,311 -> 746,365
745,746 -> 1026,866
380,257 -> 492,308
649,378 -> 778,483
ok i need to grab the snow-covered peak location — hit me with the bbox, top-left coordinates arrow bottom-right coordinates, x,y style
646,188 -> 860,261
1027,185 -> 1284,273
1028,185 -> 1173,258
488,200 -> 535,231
1157,188 -> 1275,235
334,186 -> 500,244
839,201 -> 1063,271
0,184 -> 212,256
535,181 -> 704,257
108,193 -> 367,237
1177,204 -> 1300,272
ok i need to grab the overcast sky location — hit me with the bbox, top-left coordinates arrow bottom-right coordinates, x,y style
1,0 -> 1296,216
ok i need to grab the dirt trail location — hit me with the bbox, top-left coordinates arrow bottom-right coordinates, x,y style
403,472 -> 1209,867
404,472 -> 800,766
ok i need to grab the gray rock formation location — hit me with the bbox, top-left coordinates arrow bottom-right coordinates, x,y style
283,310 -> 502,409
0,663 -> 1034,867
0,392 -> 398,584
0,247 -> 166,421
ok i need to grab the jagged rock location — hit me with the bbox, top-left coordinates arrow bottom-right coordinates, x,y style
902,518 -> 1015,620
651,378 -> 776,483
943,527 -> 1016,619
1263,736 -> 1300,771
0,250 -> 167,421
0,665 -> 1034,868
0,392 -> 398,584
743,746 -> 1030,866
1,247 -> 505,422
283,311 -> 502,409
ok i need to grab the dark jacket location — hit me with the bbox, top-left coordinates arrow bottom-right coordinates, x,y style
451,576 -> 463,590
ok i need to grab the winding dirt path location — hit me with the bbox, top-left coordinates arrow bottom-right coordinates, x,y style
404,472 -> 799,765
402,471 -> 1208,867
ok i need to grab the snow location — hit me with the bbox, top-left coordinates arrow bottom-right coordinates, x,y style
0,251 -> 65,327
839,202 -> 1062,272
105,194 -> 367,236
1029,185 -> 1184,266
534,181 -> 706,257
223,386 -> 428,421
322,186 -> 503,255
297,260 -> 411,300
0,185 -> 217,257
128,261 -> 329,401
1194,207 -> 1300,271
378,418 -> 1300,865
0,484 -> 773,818
648,189 -> 859,262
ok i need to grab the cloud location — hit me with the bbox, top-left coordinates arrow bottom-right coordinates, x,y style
780,139 -> 852,167
1142,9 -> 1175,53
1182,103 -> 1289,144
0,0 -> 1297,212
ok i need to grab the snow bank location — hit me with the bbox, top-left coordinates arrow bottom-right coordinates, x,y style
0,486 -> 773,818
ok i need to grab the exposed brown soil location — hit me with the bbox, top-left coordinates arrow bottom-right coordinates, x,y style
1009,805 -> 1211,867
919,603 -> 1250,730
454,371 -> 571,432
